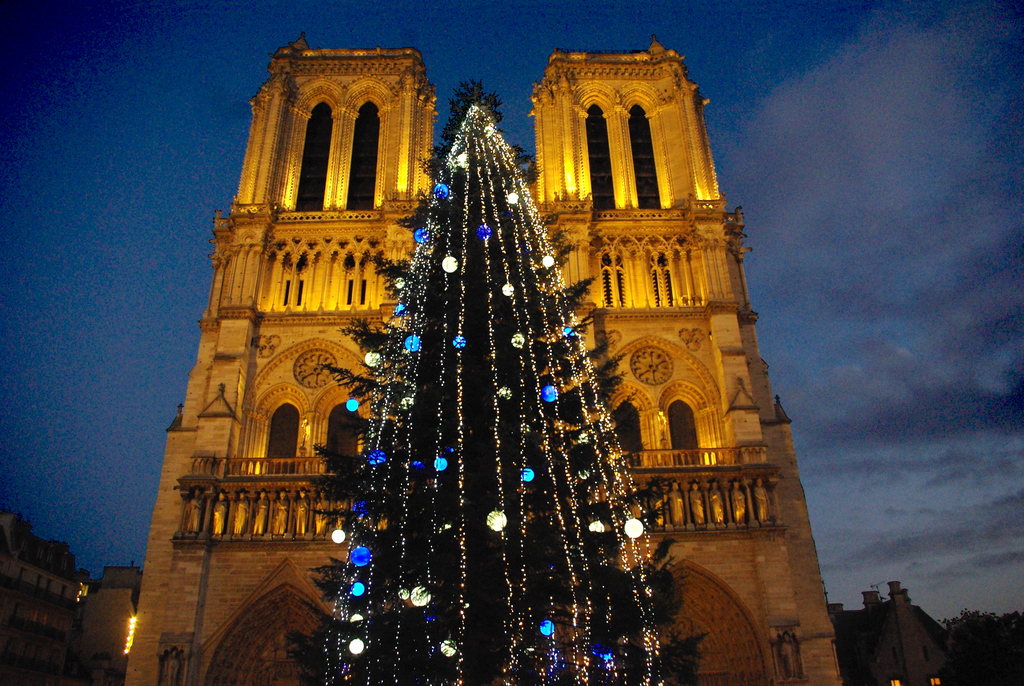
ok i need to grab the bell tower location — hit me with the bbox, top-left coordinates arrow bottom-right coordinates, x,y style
531,37 -> 840,685
126,36 -> 436,686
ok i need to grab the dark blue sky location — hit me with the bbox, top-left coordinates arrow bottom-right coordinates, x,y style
1,0 -> 1020,618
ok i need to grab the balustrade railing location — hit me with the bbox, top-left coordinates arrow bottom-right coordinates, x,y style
0,573 -> 76,610
628,446 -> 768,469
8,615 -> 66,642
190,456 -> 325,479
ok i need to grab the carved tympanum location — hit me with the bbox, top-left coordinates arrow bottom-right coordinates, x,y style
292,349 -> 337,388
630,347 -> 673,385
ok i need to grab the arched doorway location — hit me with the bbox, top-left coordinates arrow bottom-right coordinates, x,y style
673,562 -> 770,686
204,584 -> 322,686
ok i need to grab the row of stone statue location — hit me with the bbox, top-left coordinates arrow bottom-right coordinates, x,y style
639,478 -> 775,530
179,488 -> 340,538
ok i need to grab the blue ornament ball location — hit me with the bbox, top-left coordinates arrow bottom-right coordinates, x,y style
351,582 -> 366,597
405,335 -> 421,352
521,467 -> 535,482
352,500 -> 367,515
414,227 -> 430,243
350,546 -> 372,567
346,398 -> 359,412
433,183 -> 450,199
539,619 -> 555,636
541,385 -> 558,403
563,326 -> 575,337
476,224 -> 492,240
434,456 -> 448,472
453,335 -> 466,349
368,449 -> 387,466
412,460 -> 425,470
395,303 -> 406,316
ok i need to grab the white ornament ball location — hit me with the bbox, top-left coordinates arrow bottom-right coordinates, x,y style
624,518 -> 645,539
349,638 -> 365,655
400,396 -> 414,409
542,255 -> 555,268
457,151 -> 468,168
486,510 -> 507,532
442,256 -> 459,273
365,352 -> 381,367
398,588 -> 411,600
578,432 -> 591,444
331,529 -> 346,544
395,278 -> 405,290
411,585 -> 431,607
507,192 -> 519,204
498,387 -> 512,399
511,333 -> 525,349
440,639 -> 457,657
588,520 -> 605,533
350,613 -> 363,623
501,283 -> 514,297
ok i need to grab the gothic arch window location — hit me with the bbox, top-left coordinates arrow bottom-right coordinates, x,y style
612,400 -> 644,453
326,404 -> 360,456
601,252 -> 626,308
651,252 -> 674,307
668,400 -> 699,450
628,105 -> 660,209
296,103 -> 333,211
585,105 -> 615,210
347,102 -> 381,210
267,403 -> 300,458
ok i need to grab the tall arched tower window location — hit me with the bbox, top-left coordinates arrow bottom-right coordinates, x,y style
668,400 -> 698,450
612,400 -> 644,453
295,103 -> 333,211
585,105 -> 615,210
326,405 -> 360,456
347,102 -> 381,210
266,404 -> 300,458
628,105 -> 660,209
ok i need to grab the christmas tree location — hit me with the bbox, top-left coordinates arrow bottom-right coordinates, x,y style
299,86 -> 698,686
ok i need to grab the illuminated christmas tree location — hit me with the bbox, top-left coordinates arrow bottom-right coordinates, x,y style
299,86 -> 697,686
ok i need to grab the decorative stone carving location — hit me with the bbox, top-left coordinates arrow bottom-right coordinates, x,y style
255,334 -> 281,358
678,327 -> 705,351
292,349 -> 338,388
773,630 -> 804,680
630,346 -> 673,385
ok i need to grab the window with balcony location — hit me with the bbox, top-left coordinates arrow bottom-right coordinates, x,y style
295,103 -> 333,211
586,105 -> 615,210
326,404 -> 360,456
266,404 -> 300,458
612,401 -> 643,453
668,401 -> 698,450
347,102 -> 380,210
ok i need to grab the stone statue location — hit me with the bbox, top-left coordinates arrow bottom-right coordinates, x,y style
253,491 -> 269,535
754,478 -> 770,522
272,491 -> 289,535
183,491 -> 202,533
159,650 -> 182,686
777,631 -> 801,679
731,482 -> 746,525
668,483 -> 685,527
295,490 -> 309,535
212,492 -> 228,535
314,493 -> 329,536
708,484 -> 724,525
688,483 -> 705,525
233,492 -> 250,535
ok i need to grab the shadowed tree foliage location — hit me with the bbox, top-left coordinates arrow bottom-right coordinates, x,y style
938,610 -> 1024,686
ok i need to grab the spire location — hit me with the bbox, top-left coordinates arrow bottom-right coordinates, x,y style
648,34 -> 666,55
774,395 -> 792,424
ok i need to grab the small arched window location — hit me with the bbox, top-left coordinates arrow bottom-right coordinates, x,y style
326,404 -> 360,456
668,400 -> 698,450
601,253 -> 626,307
296,103 -> 333,211
347,102 -> 380,210
650,253 -> 674,307
612,400 -> 644,453
266,404 -> 300,458
628,105 -> 660,209
585,105 -> 615,210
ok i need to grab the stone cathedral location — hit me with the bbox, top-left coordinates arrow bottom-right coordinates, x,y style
127,35 -> 840,686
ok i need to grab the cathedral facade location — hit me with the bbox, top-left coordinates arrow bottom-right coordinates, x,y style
126,36 -> 840,686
